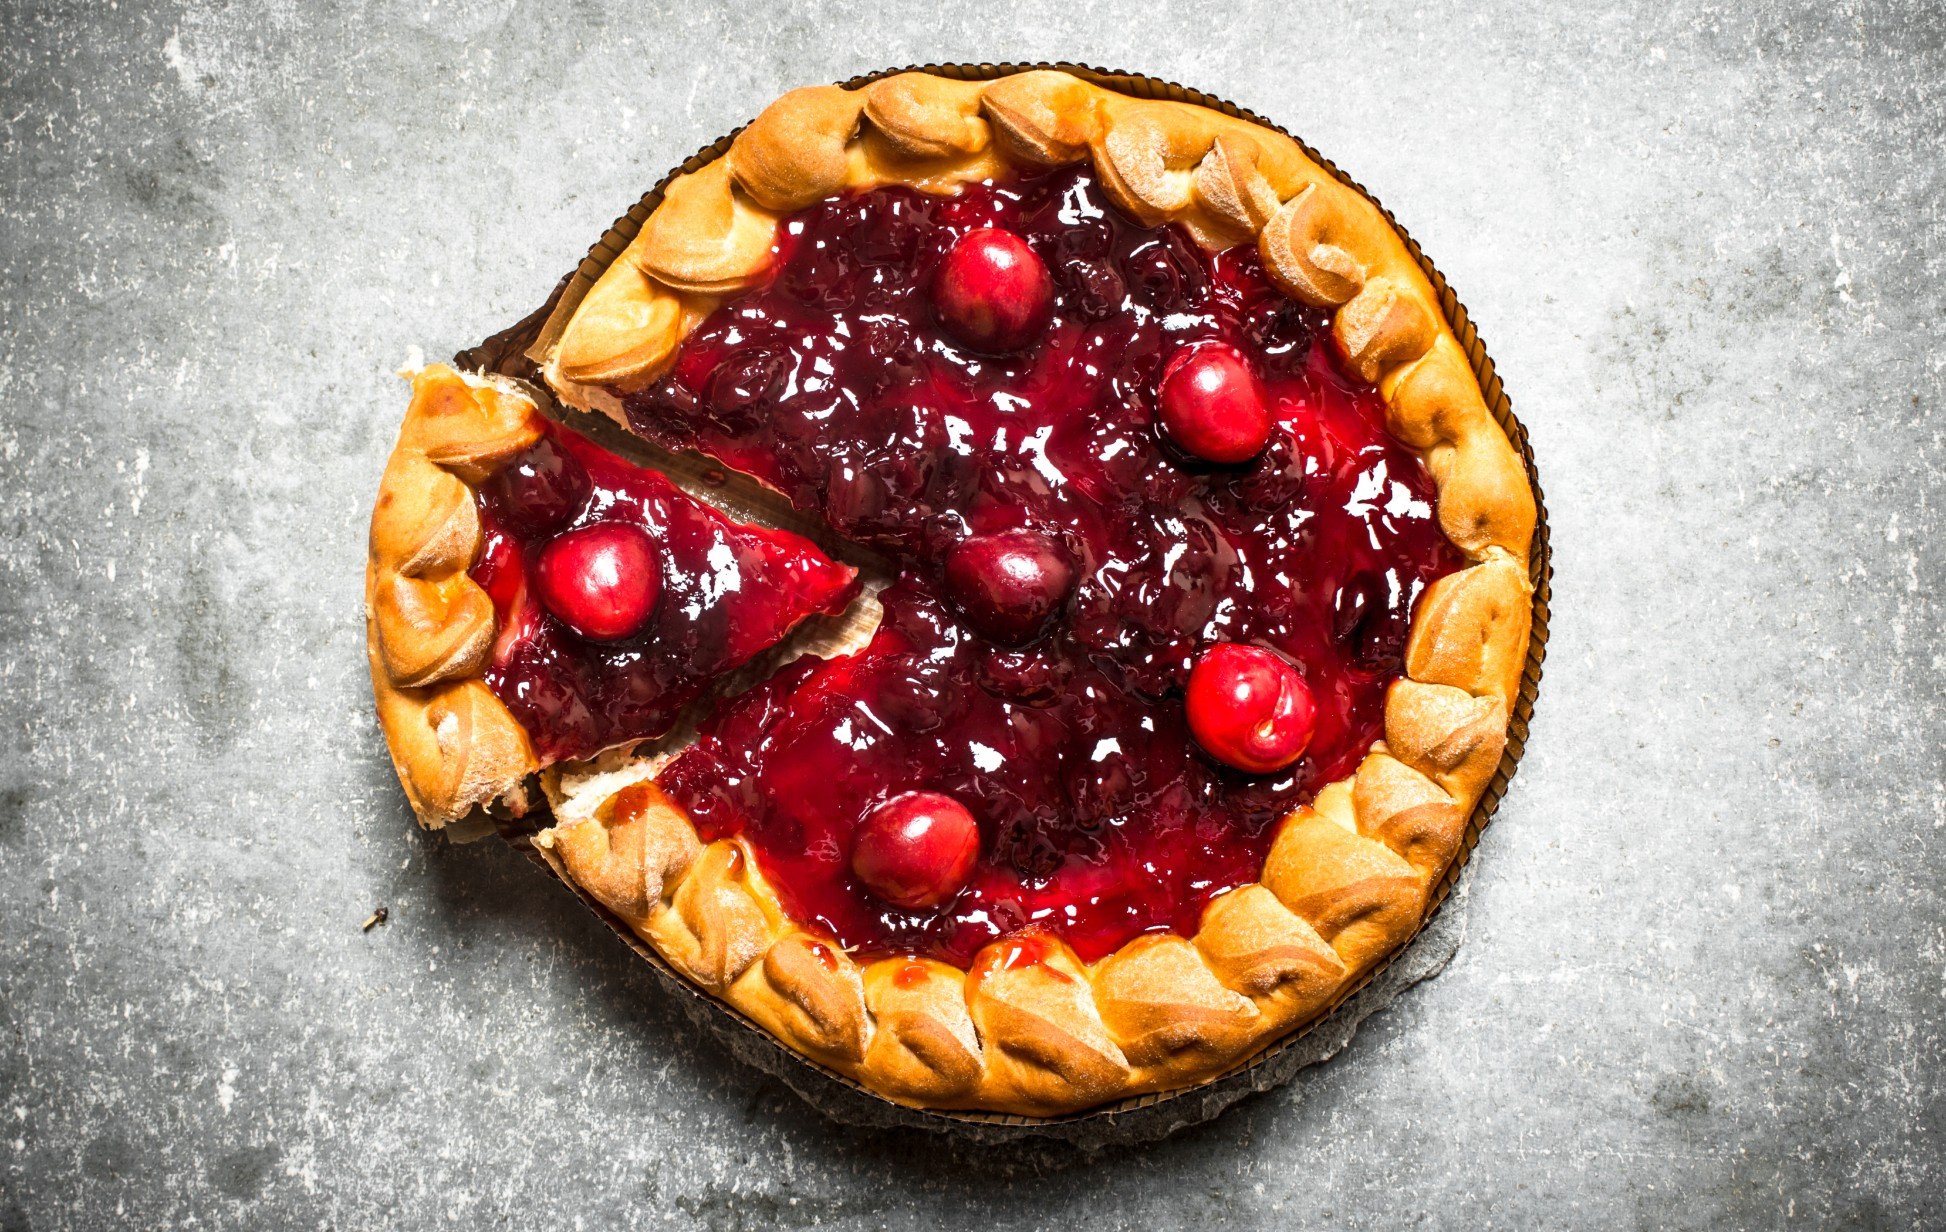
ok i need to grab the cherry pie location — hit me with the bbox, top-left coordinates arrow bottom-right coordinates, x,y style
367,70 -> 1536,1116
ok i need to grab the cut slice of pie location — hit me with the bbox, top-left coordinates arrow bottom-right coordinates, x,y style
367,365 -> 858,824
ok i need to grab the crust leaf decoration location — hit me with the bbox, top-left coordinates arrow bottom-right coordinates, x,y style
1093,934 -> 1259,1072
553,258 -> 693,392
732,933 -> 872,1065
979,70 -> 1099,166
545,780 -> 702,927
860,959 -> 985,1103
1384,680 -> 1510,805
1194,132 -> 1282,236
1333,277 -> 1438,384
1195,884 -> 1346,1014
633,160 -> 780,296
1405,556 -> 1533,708
1263,811 -> 1429,977
863,73 -> 992,161
649,841 -> 777,991
728,84 -> 866,212
1259,183 -> 1370,307
1091,102 -> 1221,228
1352,752 -> 1468,878
968,939 -> 1130,1113
369,453 -> 494,689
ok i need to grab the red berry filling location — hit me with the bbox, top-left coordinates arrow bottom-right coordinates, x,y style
627,165 -> 1461,964
468,420 -> 859,764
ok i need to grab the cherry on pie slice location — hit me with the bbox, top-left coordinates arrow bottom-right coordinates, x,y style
367,365 -> 857,820
368,70 -> 1539,1117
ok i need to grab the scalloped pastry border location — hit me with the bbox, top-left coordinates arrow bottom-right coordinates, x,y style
366,69 -> 1540,1117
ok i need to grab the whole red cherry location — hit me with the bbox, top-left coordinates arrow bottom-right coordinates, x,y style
533,522 -> 661,642
931,228 -> 1054,354
943,529 -> 1076,646
1185,643 -> 1316,773
851,791 -> 981,910
1157,342 -> 1272,464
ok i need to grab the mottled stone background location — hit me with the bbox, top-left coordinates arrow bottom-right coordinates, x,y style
2,0 -> 1941,1227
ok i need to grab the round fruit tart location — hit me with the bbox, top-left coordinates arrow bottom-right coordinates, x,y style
367,69 -> 1536,1117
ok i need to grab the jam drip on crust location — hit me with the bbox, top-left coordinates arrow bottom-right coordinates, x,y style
468,420 -> 859,764
628,166 -> 1462,964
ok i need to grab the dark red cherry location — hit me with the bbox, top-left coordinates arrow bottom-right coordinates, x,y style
483,436 -> 591,535
705,347 -> 786,434
1185,643 -> 1317,774
1157,342 -> 1272,465
533,522 -> 661,643
851,791 -> 981,910
943,529 -> 1076,646
931,228 -> 1054,354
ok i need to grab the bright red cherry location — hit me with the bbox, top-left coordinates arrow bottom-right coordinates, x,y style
1185,643 -> 1316,773
943,529 -> 1076,646
533,522 -> 661,642
931,228 -> 1054,354
851,791 -> 981,910
1157,342 -> 1272,464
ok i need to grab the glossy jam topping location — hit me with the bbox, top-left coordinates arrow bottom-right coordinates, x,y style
629,166 -> 1462,965
469,420 -> 859,763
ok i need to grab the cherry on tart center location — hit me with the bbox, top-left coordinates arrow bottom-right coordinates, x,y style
850,791 -> 982,911
1158,341 -> 1272,464
533,522 -> 662,642
943,528 -> 1077,646
930,227 -> 1054,354
1185,643 -> 1318,774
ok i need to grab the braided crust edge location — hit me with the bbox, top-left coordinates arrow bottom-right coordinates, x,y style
366,365 -> 542,828
522,71 -> 1537,1115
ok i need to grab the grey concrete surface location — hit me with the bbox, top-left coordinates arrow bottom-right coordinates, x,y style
1,0 -> 1941,1226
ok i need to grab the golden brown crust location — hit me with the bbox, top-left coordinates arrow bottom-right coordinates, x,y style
1405,556 -> 1533,709
648,840 -> 778,991
860,958 -> 985,1102
863,73 -> 992,161
1262,811 -> 1429,978
1352,752 -> 1468,879
552,260 -> 698,396
631,160 -> 780,296
367,366 -> 541,828
1194,883 -> 1346,1013
1384,680 -> 1510,805
966,938 -> 1129,1113
542,780 -> 701,926
1260,182 -> 1373,307
1194,132 -> 1282,237
506,70 -> 1539,1113
1091,102 -> 1219,227
731,933 -> 872,1065
978,70 -> 1100,166
1093,934 -> 1259,1073
727,85 -> 864,212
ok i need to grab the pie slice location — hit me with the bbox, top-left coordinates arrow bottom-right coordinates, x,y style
371,69 -> 1540,1118
367,365 -> 858,824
